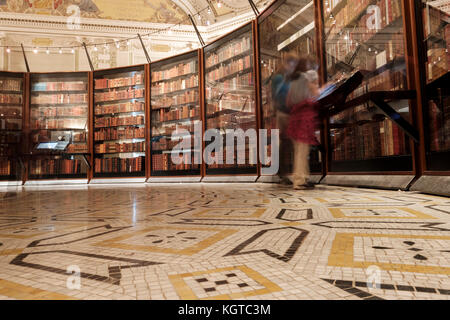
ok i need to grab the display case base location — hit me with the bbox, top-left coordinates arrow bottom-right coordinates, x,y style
321,175 -> 415,190
89,178 -> 146,184
202,176 -> 258,183
257,174 -> 323,184
24,179 -> 88,186
147,177 -> 202,183
410,176 -> 450,197
0,181 -> 22,186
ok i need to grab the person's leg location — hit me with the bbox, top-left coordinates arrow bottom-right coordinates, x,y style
276,112 -> 292,184
292,141 -> 311,189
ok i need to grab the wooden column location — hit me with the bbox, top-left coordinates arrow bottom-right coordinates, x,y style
145,63 -> 151,179
252,19 -> 262,177
402,0 -> 427,178
199,47 -> 206,179
314,0 -> 329,177
87,71 -> 94,182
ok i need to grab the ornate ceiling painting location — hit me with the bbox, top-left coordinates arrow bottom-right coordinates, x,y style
0,0 -> 188,24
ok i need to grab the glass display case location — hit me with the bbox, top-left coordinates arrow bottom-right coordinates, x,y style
29,72 -> 89,179
422,0 -> 450,171
322,0 -> 414,172
204,23 -> 258,175
258,0 -> 322,175
0,72 -> 25,181
93,65 -> 146,177
150,50 -> 201,176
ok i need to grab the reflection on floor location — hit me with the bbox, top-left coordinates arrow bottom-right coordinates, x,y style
0,183 -> 449,300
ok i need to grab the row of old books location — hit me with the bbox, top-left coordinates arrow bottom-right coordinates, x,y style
0,107 -> 22,118
206,56 -> 252,83
94,156 -> 143,173
95,127 -> 145,141
428,98 -> 450,152
0,144 -> 18,157
30,130 -> 86,143
152,61 -> 197,82
30,106 -> 87,118
66,144 -> 88,154
152,153 -> 200,171
30,159 -> 85,175
151,123 -> 194,138
152,105 -> 200,123
152,136 -> 195,151
151,90 -> 198,110
31,93 -> 88,105
0,119 -> 21,130
0,94 -> 22,104
0,133 -> 20,144
331,119 -> 409,161
31,118 -> 86,130
95,73 -> 144,89
94,115 -> 144,128
151,75 -> 198,96
95,141 -> 145,154
206,36 -> 252,68
206,117 -> 255,132
206,149 -> 257,168
32,81 -> 86,92
206,94 -> 256,114
95,101 -> 144,115
94,88 -> 144,103
0,159 -> 12,175
0,78 -> 22,92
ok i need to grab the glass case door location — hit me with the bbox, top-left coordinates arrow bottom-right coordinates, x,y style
204,23 -> 258,175
0,72 -> 24,181
258,0 -> 321,175
93,66 -> 146,178
421,0 -> 450,171
150,51 -> 201,176
29,72 -> 89,179
322,0 -> 414,172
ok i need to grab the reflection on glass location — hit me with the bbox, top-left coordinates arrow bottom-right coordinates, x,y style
29,73 -> 89,179
323,0 -> 408,98
0,73 -> 23,180
259,0 -> 321,173
204,24 -> 257,174
150,51 -> 201,176
94,67 -> 146,177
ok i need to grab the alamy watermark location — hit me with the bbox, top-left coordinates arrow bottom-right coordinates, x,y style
167,122 -> 279,175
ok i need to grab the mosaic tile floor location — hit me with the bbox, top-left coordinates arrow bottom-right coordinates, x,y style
0,183 -> 449,300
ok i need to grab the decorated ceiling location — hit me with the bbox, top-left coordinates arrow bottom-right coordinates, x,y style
0,0 -> 188,24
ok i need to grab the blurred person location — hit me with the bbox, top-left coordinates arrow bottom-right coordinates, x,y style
285,55 -> 320,190
271,52 -> 299,184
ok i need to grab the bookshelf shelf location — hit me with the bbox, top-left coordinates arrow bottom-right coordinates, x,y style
94,65 -> 147,177
150,50 -> 201,176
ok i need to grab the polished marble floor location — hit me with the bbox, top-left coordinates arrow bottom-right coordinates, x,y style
0,183 -> 449,300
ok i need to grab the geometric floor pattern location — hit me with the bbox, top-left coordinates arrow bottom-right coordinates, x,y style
0,183 -> 449,300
